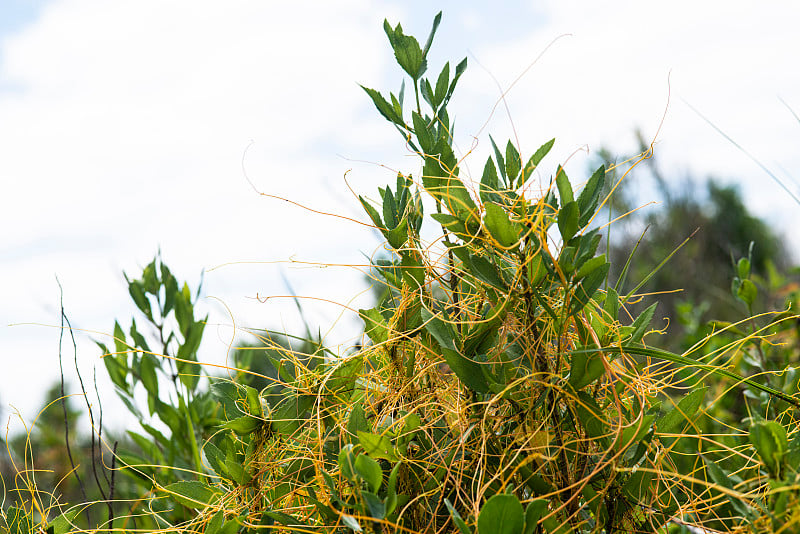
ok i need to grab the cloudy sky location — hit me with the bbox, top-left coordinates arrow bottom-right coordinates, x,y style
2,1 -> 799,428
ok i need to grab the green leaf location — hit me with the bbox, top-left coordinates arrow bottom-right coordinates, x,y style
262,511 -> 309,530
703,455 -> 752,518
358,431 -> 399,462
480,157 -> 501,204
523,499 -> 548,534
570,262 -> 609,315
555,165 -> 573,204
484,202 -> 520,248
163,480 -> 223,510
557,201 -> 580,242
656,387 -> 707,434
621,470 -> 656,503
617,415 -> 655,454
603,287 -> 620,322
434,62 -> 450,106
421,11 -> 442,59
737,257 -> 751,280
6,506 -> 31,534
324,354 -> 364,393
46,510 -> 79,534
222,415 -> 262,436
271,393 -> 315,437
128,279 -> 152,319
431,212 -> 470,239
342,514 -> 363,532
750,420 -> 788,478
576,165 -> 606,227
737,278 -> 758,307
478,494 -> 524,534
412,112 -> 434,154
569,350 -> 605,390
490,135 -> 507,183
359,195 -> 384,229
339,444 -> 358,481
445,499 -> 473,534
383,20 -> 426,80
521,138 -> 555,187
361,86 -> 403,126
203,441 -> 241,483
443,57 -> 468,108
527,254 -> 547,287
574,253 -> 607,281
575,391 -> 607,440
140,353 -> 158,397
355,455 -> 383,492
628,302 -> 658,343
385,462 -> 401,516
361,491 -> 386,519
347,402 -> 370,443
360,307 -> 389,345
505,141 -> 521,184
421,307 -> 490,393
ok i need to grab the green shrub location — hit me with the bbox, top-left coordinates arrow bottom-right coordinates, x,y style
4,11 -> 800,534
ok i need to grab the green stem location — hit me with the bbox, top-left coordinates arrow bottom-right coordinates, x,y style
178,393 -> 206,483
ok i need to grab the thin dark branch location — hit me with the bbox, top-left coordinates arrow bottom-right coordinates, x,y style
55,277 -> 88,505
93,368 -> 110,487
60,283 -> 109,503
108,440 -> 118,530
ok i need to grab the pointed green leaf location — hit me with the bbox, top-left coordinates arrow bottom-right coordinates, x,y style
445,499 -> 473,534
480,158 -> 501,206
505,141 -> 521,183
383,20 -> 425,79
347,402 -> 370,443
342,514 -> 363,532
628,303 -> 658,344
657,387 -> 707,434
703,456 -> 751,518
555,165 -> 573,204
163,480 -> 223,510
736,278 -> 758,307
750,420 -> 788,478
47,510 -> 79,534
355,455 -> 383,492
360,307 -> 389,345
569,350 -> 605,390
737,257 -> 751,280
616,415 -> 654,454
521,138 -> 555,187
571,262 -> 609,315
361,86 -> 403,125
434,62 -> 450,105
421,307 -> 490,393
412,112 -> 434,154
361,491 -> 386,519
467,254 -> 506,290
576,165 -> 606,227
421,11 -> 442,58
523,500 -> 548,534
484,202 -> 520,248
358,431 -> 399,462
222,415 -> 262,436
557,201 -> 580,242
490,135 -> 507,183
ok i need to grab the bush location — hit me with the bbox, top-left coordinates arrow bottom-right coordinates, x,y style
4,11 -> 800,534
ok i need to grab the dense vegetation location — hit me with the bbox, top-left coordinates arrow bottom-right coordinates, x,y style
3,12 -> 800,534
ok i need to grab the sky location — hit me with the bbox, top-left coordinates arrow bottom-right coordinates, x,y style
2,1 -> 800,431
